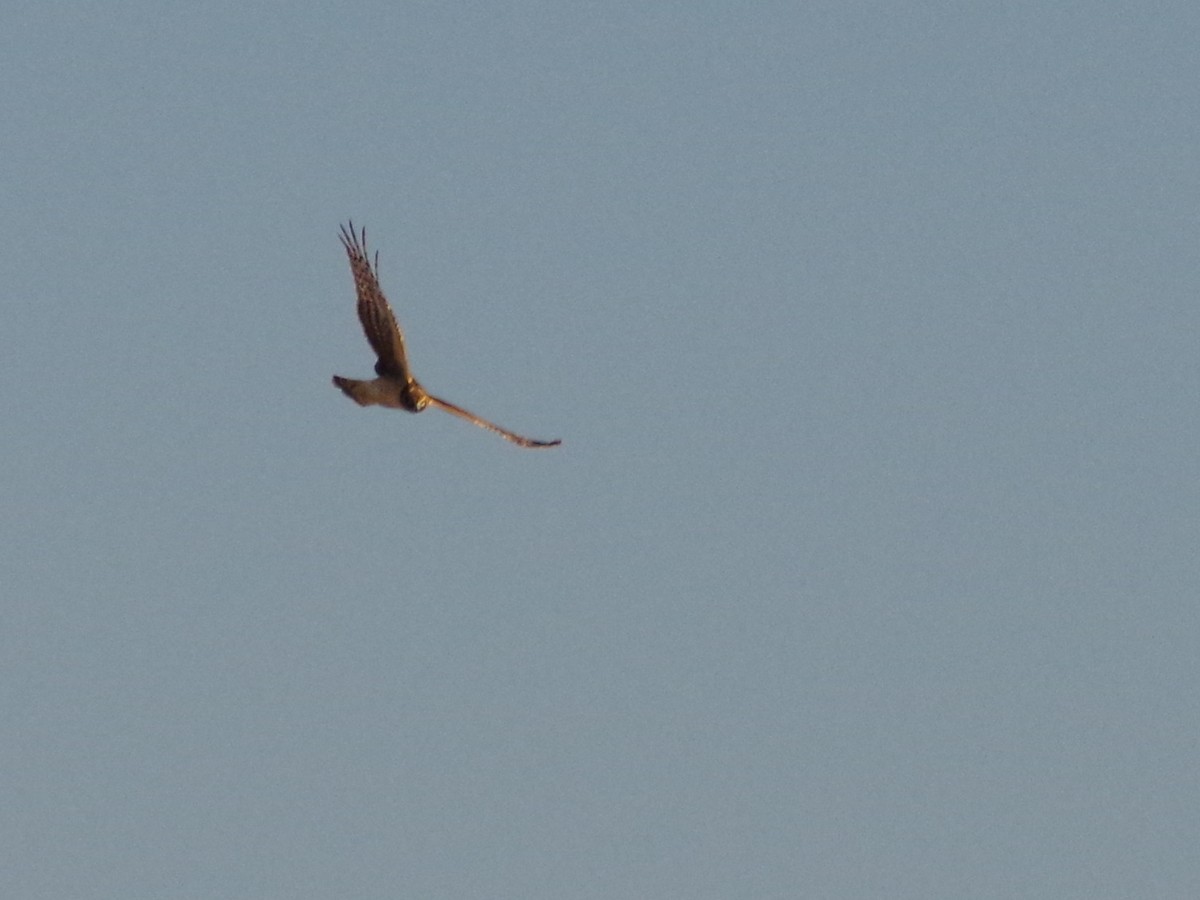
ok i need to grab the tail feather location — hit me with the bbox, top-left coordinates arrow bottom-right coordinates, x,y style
332,375 -> 370,406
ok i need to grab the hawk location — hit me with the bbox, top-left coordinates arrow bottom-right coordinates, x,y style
332,222 -> 561,449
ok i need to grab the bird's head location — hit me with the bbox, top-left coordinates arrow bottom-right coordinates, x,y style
399,382 -> 430,413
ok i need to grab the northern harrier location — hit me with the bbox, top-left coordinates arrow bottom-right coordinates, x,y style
332,222 -> 561,449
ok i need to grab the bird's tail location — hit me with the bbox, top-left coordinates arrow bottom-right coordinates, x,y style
332,375 -> 371,406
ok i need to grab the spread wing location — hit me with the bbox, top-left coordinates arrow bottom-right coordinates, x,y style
426,395 -> 562,449
339,222 -> 412,379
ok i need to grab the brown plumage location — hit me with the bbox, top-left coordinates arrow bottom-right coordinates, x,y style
332,222 -> 561,449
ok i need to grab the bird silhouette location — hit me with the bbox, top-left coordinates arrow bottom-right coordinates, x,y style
332,222 -> 561,449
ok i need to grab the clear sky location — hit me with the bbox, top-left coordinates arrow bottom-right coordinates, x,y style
3,2 -> 1198,897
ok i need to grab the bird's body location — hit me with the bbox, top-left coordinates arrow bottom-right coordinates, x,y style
332,374 -> 428,411
332,223 -> 561,449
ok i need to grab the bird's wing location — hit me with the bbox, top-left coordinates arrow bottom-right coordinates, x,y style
425,395 -> 562,449
339,222 -> 411,379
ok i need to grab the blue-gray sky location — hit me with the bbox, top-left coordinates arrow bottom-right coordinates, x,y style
3,3 -> 1198,897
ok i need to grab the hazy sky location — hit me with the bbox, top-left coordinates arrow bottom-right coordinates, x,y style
4,3 -> 1198,897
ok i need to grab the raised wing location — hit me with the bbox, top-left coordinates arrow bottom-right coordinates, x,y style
426,394 -> 562,449
339,222 -> 411,379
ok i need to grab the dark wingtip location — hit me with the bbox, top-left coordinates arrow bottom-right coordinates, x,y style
338,220 -> 364,255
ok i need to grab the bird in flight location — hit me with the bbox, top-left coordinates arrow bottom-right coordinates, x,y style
332,222 -> 562,449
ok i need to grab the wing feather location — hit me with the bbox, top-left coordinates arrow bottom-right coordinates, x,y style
426,395 -> 562,449
339,222 -> 411,379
